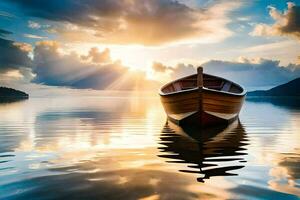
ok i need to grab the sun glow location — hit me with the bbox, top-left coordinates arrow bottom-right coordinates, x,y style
66,42 -> 166,83
109,46 -> 151,70
66,43 -> 152,70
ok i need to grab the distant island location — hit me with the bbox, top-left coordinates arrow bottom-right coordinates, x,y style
248,77 -> 300,97
0,87 -> 29,103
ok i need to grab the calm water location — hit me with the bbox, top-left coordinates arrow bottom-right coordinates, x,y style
0,93 -> 299,200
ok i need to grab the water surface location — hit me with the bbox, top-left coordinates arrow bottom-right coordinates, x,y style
0,94 -> 299,200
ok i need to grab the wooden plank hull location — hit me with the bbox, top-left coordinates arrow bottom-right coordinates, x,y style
160,88 -> 245,127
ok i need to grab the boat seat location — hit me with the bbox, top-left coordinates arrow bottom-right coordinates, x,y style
221,82 -> 232,92
181,86 -> 195,90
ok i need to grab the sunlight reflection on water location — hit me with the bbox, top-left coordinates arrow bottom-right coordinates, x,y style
0,94 -> 299,200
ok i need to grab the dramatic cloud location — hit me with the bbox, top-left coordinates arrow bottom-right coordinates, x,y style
251,3 -> 300,40
251,2 -> 300,64
153,58 -> 300,88
0,35 -> 34,85
7,0 -> 240,45
0,36 -> 33,82
0,34 -> 157,90
32,41 -> 158,90
0,33 -> 32,71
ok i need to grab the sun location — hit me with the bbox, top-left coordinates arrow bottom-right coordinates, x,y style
109,45 -> 152,71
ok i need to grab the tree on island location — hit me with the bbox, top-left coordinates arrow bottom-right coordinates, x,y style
0,87 -> 29,102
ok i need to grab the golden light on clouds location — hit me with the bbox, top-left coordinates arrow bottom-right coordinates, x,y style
251,2 -> 300,40
3,70 -> 23,78
55,0 -> 241,46
13,42 -> 33,52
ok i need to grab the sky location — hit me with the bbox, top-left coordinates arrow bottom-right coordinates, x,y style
0,0 -> 300,93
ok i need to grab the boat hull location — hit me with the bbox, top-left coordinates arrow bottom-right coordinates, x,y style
160,88 -> 245,127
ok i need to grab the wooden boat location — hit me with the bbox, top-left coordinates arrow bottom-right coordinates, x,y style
159,67 -> 246,127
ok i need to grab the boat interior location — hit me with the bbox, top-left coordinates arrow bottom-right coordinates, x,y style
161,74 -> 244,94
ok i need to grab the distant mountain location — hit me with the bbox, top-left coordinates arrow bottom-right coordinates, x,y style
0,87 -> 29,102
248,77 -> 300,96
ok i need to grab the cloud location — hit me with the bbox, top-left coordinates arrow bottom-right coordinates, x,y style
0,36 -> 34,84
251,3 -> 300,40
0,28 -> 12,37
23,33 -> 47,39
81,47 -> 111,63
0,11 -> 14,18
0,35 -> 158,90
152,62 -> 170,73
0,37 -> 32,73
28,20 -> 41,29
152,62 -> 196,80
7,0 -> 240,45
203,58 -> 300,88
152,58 -> 300,88
250,2 -> 300,66
32,41 -> 158,90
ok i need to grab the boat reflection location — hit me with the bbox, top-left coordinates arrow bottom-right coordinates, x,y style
158,120 -> 249,182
